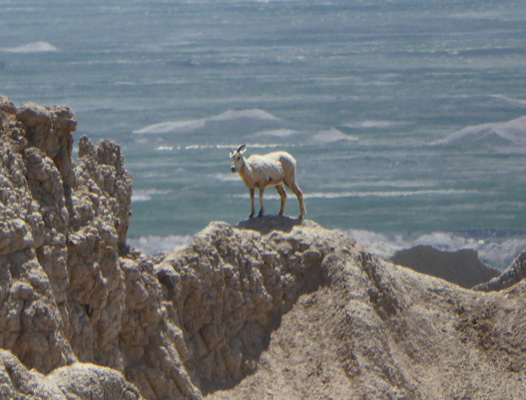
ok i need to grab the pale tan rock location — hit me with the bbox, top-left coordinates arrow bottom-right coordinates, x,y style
49,362 -> 144,400
155,219 -> 344,394
0,349 -> 67,399
0,95 -> 16,115
0,96 -> 138,394
210,243 -> 526,400
2,94 -> 526,400
0,349 -> 144,400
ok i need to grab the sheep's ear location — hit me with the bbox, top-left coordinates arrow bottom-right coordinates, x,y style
237,144 -> 247,154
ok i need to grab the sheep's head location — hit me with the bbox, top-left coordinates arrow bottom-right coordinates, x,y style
230,144 -> 246,173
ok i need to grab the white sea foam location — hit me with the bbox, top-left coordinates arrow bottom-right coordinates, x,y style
183,143 -> 282,151
233,189 -> 475,201
133,108 -> 280,134
437,115 -> 526,146
343,120 -> 402,129
128,234 -> 192,255
161,143 -> 290,151
131,194 -> 152,203
253,129 -> 300,138
346,230 -> 409,260
2,41 -> 58,53
306,189 -> 476,199
131,189 -> 171,203
133,119 -> 206,134
311,128 -> 358,143
215,173 -> 241,182
210,108 -> 279,122
490,94 -> 526,107
129,228 -> 523,266
340,180 -> 437,189
477,239 -> 526,267
347,229 -> 525,269
155,145 -> 174,151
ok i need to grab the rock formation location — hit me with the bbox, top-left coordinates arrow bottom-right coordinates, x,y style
1,95 -> 526,399
473,250 -> 526,292
391,245 -> 499,288
0,95 -> 144,399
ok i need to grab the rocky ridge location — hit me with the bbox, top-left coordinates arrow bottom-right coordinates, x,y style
1,96 -> 526,399
474,251 -> 526,292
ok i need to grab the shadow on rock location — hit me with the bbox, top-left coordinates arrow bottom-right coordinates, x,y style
236,215 -> 304,234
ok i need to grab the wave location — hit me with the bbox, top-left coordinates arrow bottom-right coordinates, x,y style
215,173 -> 241,182
347,229 -> 526,269
233,189 -> 475,200
311,128 -> 358,143
253,129 -> 300,138
489,94 -> 526,107
145,143 -> 294,151
155,145 -> 174,151
183,143 -> 284,150
2,41 -> 58,53
340,180 -> 437,189
133,108 -> 280,134
133,119 -> 206,134
211,108 -> 279,122
128,234 -> 193,256
436,115 -> 526,146
307,189 -> 476,199
343,120 -> 404,129
131,189 -> 171,203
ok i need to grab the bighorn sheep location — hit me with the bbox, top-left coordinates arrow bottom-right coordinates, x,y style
230,145 -> 306,219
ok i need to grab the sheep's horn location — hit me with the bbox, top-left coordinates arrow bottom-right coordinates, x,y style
237,144 -> 246,153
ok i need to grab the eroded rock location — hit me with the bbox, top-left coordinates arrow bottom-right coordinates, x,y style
1,95 -> 526,400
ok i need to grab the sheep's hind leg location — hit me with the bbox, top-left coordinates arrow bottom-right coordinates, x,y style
276,184 -> 287,216
249,188 -> 255,219
289,182 -> 306,219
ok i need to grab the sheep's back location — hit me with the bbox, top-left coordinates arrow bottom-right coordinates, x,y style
249,152 -> 295,173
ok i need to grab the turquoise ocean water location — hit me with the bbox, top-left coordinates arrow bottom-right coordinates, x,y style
1,0 -> 526,267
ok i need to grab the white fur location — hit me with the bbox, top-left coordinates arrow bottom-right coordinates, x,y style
230,145 -> 306,219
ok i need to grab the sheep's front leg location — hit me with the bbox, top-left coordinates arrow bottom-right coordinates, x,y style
249,188 -> 255,219
258,186 -> 265,217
